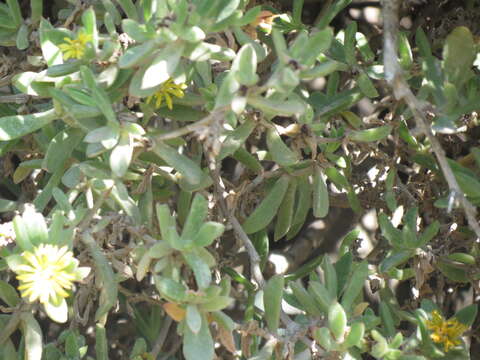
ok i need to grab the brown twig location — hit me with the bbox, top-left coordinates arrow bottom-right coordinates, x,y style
0,94 -> 29,104
381,0 -> 480,239
210,166 -> 321,355
210,168 -> 265,287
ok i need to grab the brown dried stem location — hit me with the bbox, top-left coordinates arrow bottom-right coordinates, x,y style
381,0 -> 480,239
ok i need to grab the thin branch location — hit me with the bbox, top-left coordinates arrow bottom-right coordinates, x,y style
0,94 -> 29,104
0,74 -> 14,88
210,168 -> 265,287
210,167 -> 320,353
381,0 -> 480,239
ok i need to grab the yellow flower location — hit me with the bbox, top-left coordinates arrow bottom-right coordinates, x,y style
146,78 -> 187,110
58,32 -> 92,60
13,244 -> 89,305
426,310 -> 468,352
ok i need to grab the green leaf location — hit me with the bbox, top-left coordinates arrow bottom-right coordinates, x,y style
193,222 -> 225,247
301,28 -> 333,66
357,72 -> 379,98
156,105 -> 208,123
13,207 -> 48,248
263,274 -> 284,333
348,125 -> 391,142
436,259 -> 469,283
309,281 -> 333,314
152,142 -> 209,190
415,28 -> 444,104
119,41 -> 155,69
0,3 -> 17,29
199,295 -> 232,312
102,0 -> 122,24
398,32 -> 413,70
344,21 -> 357,66
335,252 -> 353,296
274,178 -> 297,241
156,203 -> 182,250
248,96 -> 306,117
401,207 -> 418,248
310,88 -> 363,118
286,176 -> 312,240
356,32 -> 375,62
328,302 -> 347,340
447,252 -> 475,265
232,43 -> 259,86
122,19 -> 150,42
341,261 -> 368,312
338,229 -> 360,256
316,0 -> 352,29
116,0 -> 139,21
0,336 -> 18,359
183,250 -> 212,289
344,322 -> 364,348
443,26 -> 475,88
80,66 -> 118,126
186,305 -> 202,334
378,213 -> 403,249
299,59 -> 345,80
142,42 -> 185,91
82,232 -> 118,321
65,330 -> 80,359
39,19 -> 63,66
322,257 -> 338,300
214,73 -> 239,109
110,132 -> 133,177
181,194 -> 208,242
290,281 -> 322,316
30,0 -> 42,24
379,302 -> 395,337
454,304 -> 477,327
95,324 -> 108,360
21,312 -> 43,360
32,164 -> 65,212
242,176 -> 290,234
0,108 -> 57,141
0,279 -> 20,307
232,147 -> 263,173
313,166 -> 329,218
43,298 -> 68,323
84,125 -> 119,149
6,0 -> 22,27
218,119 -> 256,160
16,23 -> 29,50
324,166 -> 349,190
210,311 -> 235,331
313,327 -> 334,351
154,276 -> 187,302
183,314 -> 214,360
379,250 -> 413,273
82,6 -> 98,49
266,127 -> 299,167
110,180 -> 142,224
44,129 -> 83,173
